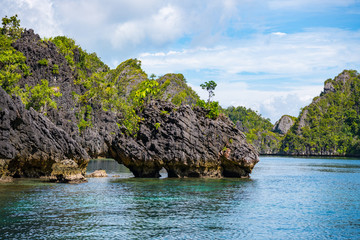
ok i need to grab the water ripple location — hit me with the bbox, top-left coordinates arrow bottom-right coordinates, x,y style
0,157 -> 359,239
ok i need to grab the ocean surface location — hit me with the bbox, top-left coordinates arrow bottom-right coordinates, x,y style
0,156 -> 359,239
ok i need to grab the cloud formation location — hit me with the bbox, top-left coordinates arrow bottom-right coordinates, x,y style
139,28 -> 360,121
1,0 -> 359,122
111,5 -> 185,49
2,0 -> 62,37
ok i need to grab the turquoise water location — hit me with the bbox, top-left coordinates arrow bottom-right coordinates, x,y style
0,157 -> 360,239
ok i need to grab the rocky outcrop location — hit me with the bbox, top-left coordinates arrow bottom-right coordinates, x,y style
0,87 -> 89,182
110,101 -> 259,178
86,170 -> 108,178
158,73 -> 200,105
12,29 -> 120,158
273,115 -> 295,135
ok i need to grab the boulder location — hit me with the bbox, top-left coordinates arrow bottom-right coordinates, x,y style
50,160 -> 87,183
0,176 -> 13,183
86,170 -> 108,178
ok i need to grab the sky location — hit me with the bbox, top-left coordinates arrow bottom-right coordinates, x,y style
2,0 -> 360,122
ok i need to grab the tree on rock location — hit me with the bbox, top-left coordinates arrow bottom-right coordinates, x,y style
198,80 -> 220,119
200,80 -> 217,103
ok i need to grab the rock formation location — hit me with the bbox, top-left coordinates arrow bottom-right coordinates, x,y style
0,28 -> 260,181
110,101 -> 259,178
273,115 -> 295,135
0,87 -> 89,182
86,170 -> 108,178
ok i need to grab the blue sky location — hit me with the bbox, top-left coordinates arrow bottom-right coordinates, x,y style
2,0 -> 360,122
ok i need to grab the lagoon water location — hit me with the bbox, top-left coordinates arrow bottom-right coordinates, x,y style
0,157 -> 360,239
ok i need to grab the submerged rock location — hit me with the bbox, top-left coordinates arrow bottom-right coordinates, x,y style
50,160 -> 87,183
0,175 -> 13,183
86,169 -> 108,178
110,100 -> 259,178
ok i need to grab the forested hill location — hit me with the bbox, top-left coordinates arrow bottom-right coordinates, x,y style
224,70 -> 360,156
223,106 -> 283,154
280,70 -> 360,156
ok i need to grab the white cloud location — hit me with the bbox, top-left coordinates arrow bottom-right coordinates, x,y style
139,28 -> 360,122
140,29 -> 360,77
213,81 -> 323,122
1,0 -> 62,37
111,5 -> 185,49
268,0 -> 357,9
272,32 -> 287,36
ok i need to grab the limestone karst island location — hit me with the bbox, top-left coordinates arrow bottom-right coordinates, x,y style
1,15 -> 360,184
1,2 -> 360,237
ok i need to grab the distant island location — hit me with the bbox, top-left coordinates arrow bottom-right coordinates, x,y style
1,15 -> 359,182
225,69 -> 360,157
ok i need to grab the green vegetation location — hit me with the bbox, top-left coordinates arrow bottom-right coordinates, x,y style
223,106 -> 283,152
23,79 -> 62,114
200,80 -> 217,103
154,122 -> 161,130
37,58 -> 48,66
281,70 -> 360,155
158,73 -> 199,106
0,15 -> 29,96
131,79 -> 161,107
52,64 -> 59,74
150,73 -> 156,80
51,36 -> 109,79
225,106 -> 272,131
0,34 -> 29,95
197,99 -> 221,119
1,14 -> 23,40
197,80 -> 221,119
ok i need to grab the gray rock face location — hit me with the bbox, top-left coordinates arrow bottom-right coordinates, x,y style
13,29 -> 119,159
324,81 -> 335,94
323,71 -> 351,94
273,115 -> 295,135
110,101 -> 259,178
157,73 -> 199,105
0,87 -> 89,181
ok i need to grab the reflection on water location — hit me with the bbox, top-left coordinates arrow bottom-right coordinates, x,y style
0,157 -> 359,239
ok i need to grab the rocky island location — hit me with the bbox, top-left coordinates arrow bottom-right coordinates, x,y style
0,16 -> 259,182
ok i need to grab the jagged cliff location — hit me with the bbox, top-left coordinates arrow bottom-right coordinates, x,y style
0,25 -> 259,181
0,87 -> 89,182
110,101 -> 258,178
